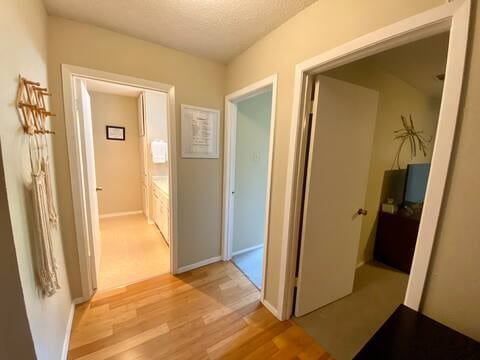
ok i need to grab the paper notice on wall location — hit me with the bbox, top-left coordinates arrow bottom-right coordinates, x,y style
181,105 -> 219,158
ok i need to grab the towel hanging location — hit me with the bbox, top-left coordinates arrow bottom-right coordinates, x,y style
151,139 -> 168,163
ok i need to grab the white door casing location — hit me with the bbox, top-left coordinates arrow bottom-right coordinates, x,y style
295,76 -> 379,317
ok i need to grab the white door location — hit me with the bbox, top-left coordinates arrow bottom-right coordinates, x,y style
295,75 -> 379,317
75,78 -> 101,289
138,93 -> 149,217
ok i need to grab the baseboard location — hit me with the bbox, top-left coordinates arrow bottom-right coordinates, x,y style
99,210 -> 143,219
176,256 -> 222,273
262,299 -> 282,320
232,244 -> 263,257
61,302 -> 75,360
73,296 -> 88,305
356,260 -> 366,269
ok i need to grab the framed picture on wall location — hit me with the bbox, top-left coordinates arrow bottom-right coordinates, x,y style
181,104 -> 220,158
106,125 -> 125,141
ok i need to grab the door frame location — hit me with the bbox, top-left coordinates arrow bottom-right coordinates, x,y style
223,74 -> 277,307
61,64 -> 179,301
279,0 -> 470,319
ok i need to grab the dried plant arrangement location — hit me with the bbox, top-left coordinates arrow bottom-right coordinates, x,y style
392,115 -> 432,169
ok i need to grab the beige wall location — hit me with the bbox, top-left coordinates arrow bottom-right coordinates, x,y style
0,0 -> 72,358
421,0 -> 480,341
90,92 -> 142,215
226,0 -> 444,310
325,60 -> 440,266
48,17 -> 226,297
2,0 -> 478,352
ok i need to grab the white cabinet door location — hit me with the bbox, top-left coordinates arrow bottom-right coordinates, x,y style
153,194 -> 160,227
158,196 -> 164,232
161,199 -> 167,241
142,184 -> 147,218
164,207 -> 170,244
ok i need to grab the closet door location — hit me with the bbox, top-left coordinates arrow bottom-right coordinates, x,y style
295,76 -> 378,317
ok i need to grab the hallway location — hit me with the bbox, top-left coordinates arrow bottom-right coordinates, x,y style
69,262 -> 332,359
98,214 -> 170,290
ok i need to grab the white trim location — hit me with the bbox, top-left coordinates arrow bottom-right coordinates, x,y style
262,299 -> 281,320
61,303 -> 75,360
405,0 -> 470,309
98,210 -> 143,219
72,297 -> 87,305
279,1 -> 470,320
176,256 -> 222,273
61,64 -> 179,301
232,244 -> 264,257
356,261 -> 366,269
223,74 -> 278,308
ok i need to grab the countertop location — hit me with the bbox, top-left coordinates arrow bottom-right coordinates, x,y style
152,176 -> 169,195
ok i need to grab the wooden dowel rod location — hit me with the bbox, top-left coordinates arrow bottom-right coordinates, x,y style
22,79 -> 40,86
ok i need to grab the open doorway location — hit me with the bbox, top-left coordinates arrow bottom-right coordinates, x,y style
62,66 -> 178,300
291,32 -> 450,359
78,79 -> 171,291
223,76 -> 277,296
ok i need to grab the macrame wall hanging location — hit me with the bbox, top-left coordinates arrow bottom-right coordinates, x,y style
16,76 -> 60,297
391,115 -> 432,170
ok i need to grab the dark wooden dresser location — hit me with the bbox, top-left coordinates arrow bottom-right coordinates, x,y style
354,305 -> 480,359
374,211 -> 420,273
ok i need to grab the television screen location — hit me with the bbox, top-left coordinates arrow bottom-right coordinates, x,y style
404,163 -> 430,204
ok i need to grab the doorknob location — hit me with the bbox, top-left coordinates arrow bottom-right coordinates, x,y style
96,186 -> 103,191
357,208 -> 368,216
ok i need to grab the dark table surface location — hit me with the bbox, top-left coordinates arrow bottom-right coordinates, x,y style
354,305 -> 480,360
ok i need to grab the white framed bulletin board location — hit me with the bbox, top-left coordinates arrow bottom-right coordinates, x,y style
181,104 -> 220,158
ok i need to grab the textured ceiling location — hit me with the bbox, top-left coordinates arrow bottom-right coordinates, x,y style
371,32 -> 450,98
43,0 -> 318,63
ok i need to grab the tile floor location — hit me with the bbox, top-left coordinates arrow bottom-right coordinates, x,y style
97,213 -> 170,291
232,246 -> 264,289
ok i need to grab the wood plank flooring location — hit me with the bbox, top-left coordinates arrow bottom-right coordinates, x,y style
68,261 -> 333,359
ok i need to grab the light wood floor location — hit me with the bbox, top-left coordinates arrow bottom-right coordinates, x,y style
69,261 -> 333,359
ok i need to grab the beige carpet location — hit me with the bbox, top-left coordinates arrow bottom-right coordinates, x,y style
97,214 -> 170,291
294,261 -> 408,360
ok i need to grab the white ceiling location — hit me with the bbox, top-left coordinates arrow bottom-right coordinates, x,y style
85,78 -> 143,97
371,32 -> 450,98
43,0 -> 318,63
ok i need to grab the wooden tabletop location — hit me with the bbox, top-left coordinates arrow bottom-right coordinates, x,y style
355,304 -> 480,359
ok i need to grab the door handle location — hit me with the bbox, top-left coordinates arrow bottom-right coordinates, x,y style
357,208 -> 368,216
96,186 -> 103,191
